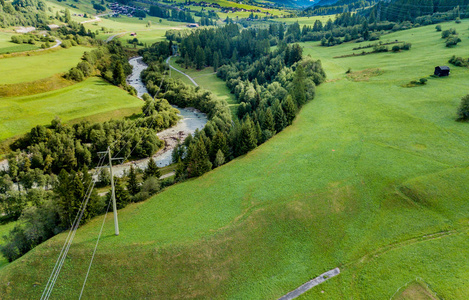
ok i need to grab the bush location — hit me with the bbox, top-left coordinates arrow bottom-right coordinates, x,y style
457,94 -> 469,121
140,177 -> 160,196
419,78 -> 427,84
65,67 -> 85,82
435,25 -> 442,31
446,35 -> 461,47
402,42 -> 412,50
455,17 -> 461,24
448,55 -> 469,67
392,45 -> 400,52
442,28 -> 456,39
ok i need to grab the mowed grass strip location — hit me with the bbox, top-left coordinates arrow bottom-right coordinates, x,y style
1,21 -> 469,299
0,76 -> 143,141
0,46 -> 88,84
0,74 -> 74,97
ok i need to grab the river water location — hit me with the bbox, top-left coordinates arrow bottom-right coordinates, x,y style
110,57 -> 207,176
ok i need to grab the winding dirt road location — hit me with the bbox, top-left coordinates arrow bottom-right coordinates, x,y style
165,56 -> 199,87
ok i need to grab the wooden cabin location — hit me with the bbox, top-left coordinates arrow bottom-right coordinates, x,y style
434,66 -> 450,77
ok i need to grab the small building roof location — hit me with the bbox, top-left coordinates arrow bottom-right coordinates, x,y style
437,66 -> 450,70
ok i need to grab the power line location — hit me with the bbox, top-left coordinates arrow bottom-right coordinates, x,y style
40,155 -> 106,300
78,196 -> 113,300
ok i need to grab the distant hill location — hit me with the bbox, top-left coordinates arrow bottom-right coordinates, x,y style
267,0 -> 318,7
304,0 -> 378,15
377,0 -> 469,22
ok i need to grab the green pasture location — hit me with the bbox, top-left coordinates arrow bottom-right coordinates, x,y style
86,16 -> 187,44
0,32 -> 39,54
0,76 -> 142,141
0,46 -> 88,84
1,20 -> 469,299
277,15 -> 338,25
167,57 -> 238,116
46,0 -> 106,17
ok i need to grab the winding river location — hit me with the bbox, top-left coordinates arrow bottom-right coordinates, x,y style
110,57 -> 207,177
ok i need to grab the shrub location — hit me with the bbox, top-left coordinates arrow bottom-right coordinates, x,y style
448,55 -> 469,67
435,25 -> 442,31
442,28 -> 456,39
392,45 -> 400,52
402,42 -> 412,50
65,67 -> 85,82
457,94 -> 469,121
445,35 -> 461,47
419,78 -> 427,84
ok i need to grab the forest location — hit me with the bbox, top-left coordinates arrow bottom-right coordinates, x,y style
140,23 -> 325,179
0,0 -> 48,28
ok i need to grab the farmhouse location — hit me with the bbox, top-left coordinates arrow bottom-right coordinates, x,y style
434,66 -> 450,77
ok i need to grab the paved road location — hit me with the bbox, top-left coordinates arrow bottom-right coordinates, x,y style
80,16 -> 101,24
278,268 -> 340,300
165,56 -> 199,87
106,32 -> 127,43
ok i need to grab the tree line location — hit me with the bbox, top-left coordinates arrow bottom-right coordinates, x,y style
139,23 -> 325,179
0,94 -> 180,261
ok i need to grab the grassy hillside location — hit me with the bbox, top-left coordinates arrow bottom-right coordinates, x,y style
1,21 -> 469,299
0,46 -> 88,84
0,77 -> 142,141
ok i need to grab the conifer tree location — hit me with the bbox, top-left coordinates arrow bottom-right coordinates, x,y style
210,130 -> 228,162
239,116 -> 257,154
292,64 -> 306,107
143,158 -> 161,180
195,46 -> 205,70
127,165 -> 140,195
187,139 -> 212,177
283,95 -> 296,125
273,100 -> 287,133
113,61 -> 126,86
213,51 -> 220,71
263,107 -> 275,132
114,178 -> 130,209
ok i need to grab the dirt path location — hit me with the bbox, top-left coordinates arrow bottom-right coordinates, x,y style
165,56 -> 199,87
345,227 -> 469,268
106,32 -> 128,43
278,268 -> 340,300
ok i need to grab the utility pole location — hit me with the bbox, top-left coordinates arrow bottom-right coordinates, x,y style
98,147 -> 122,236
107,147 -> 119,236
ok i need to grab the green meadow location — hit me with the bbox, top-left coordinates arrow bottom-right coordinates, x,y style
0,76 -> 142,141
1,20 -> 469,299
167,57 -> 239,116
85,16 -> 188,45
276,15 -> 337,25
0,32 -> 39,54
0,46 -> 88,84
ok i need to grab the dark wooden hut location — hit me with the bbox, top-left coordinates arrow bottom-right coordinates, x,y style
434,66 -> 450,77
